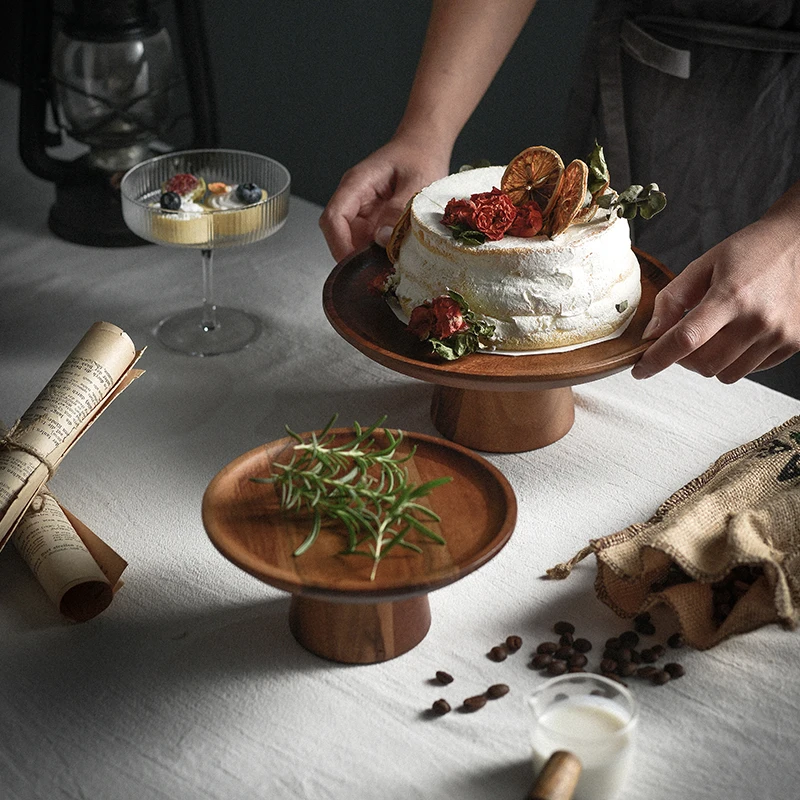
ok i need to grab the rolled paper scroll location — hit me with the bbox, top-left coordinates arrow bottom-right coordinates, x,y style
12,492 -> 127,622
0,321 -> 144,551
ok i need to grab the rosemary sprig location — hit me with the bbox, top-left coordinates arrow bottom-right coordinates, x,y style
250,415 -> 451,580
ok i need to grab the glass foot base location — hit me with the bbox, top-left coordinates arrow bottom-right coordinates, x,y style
155,307 -> 262,356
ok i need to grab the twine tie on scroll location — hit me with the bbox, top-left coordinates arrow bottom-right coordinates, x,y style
545,543 -> 595,580
29,486 -> 56,514
0,418 -> 58,481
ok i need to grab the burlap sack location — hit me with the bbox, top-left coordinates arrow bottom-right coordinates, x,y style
549,416 -> 800,649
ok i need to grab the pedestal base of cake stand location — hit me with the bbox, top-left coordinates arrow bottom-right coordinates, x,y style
431,384 -> 575,453
288,594 -> 432,664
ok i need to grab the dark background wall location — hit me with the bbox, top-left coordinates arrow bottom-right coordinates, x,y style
2,0 -> 595,206
203,0 -> 597,207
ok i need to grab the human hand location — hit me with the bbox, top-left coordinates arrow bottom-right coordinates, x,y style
631,215 -> 800,384
319,137 -> 450,262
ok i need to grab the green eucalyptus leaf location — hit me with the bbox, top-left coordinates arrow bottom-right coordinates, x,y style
447,289 -> 468,309
458,231 -> 486,246
586,141 -> 610,195
596,192 -> 616,209
648,191 -> 667,213
639,204 -> 656,220
618,184 -> 643,204
429,339 -> 459,360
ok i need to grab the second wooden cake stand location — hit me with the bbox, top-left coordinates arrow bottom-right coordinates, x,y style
323,244 -> 672,452
202,428 -> 516,663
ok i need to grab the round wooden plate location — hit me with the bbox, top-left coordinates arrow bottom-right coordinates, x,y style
202,428 -> 516,600
202,428 -> 517,662
322,244 -> 673,392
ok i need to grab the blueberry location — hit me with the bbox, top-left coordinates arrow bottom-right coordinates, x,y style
159,191 -> 181,210
235,182 -> 262,205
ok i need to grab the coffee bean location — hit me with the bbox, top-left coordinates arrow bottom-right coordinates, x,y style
531,653 -> 553,670
463,695 -> 487,711
546,660 -> 568,676
486,683 -> 510,699
431,699 -> 451,715
667,633 -> 685,649
605,637 -> 621,650
636,666 -> 659,679
651,670 -> 671,686
615,647 -> 633,664
435,670 -> 454,685
600,658 -> 618,673
619,630 -> 640,649
553,621 -> 575,636
634,612 -> 651,625
537,641 -> 559,655
573,637 -> 593,653
569,666 -> 587,673
650,644 -> 666,659
505,635 -> 523,652
634,619 -> 657,636
488,645 -> 508,662
629,649 -> 642,664
617,661 -> 638,678
554,646 -> 574,661
663,663 -> 685,679
639,648 -> 658,664
559,632 -> 574,647
568,653 -> 588,668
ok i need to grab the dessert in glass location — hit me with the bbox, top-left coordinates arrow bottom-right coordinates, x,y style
120,149 -> 290,356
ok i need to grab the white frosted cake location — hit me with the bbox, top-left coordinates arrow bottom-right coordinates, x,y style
392,166 -> 642,351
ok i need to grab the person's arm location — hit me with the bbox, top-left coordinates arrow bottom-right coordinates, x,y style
631,178 -> 800,383
319,0 -> 538,262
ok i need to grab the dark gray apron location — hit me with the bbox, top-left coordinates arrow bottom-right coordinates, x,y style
562,0 -> 800,395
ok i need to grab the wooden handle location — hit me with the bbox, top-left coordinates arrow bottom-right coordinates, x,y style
527,751 -> 582,800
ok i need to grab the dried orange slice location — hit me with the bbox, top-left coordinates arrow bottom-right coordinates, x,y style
546,159 -> 589,237
501,146 -> 564,217
385,194 -> 417,264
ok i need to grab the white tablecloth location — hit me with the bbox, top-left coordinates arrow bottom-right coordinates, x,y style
2,79 -> 800,800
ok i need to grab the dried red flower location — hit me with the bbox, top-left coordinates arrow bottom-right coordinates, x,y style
408,303 -> 436,340
431,296 -> 469,339
367,264 -> 396,296
408,296 -> 470,341
441,198 -> 477,228
508,200 -> 544,237
469,188 -> 516,240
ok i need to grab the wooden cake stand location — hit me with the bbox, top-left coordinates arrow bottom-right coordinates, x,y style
323,244 -> 673,452
202,428 -> 516,664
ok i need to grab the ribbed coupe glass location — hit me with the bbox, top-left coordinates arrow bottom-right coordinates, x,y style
120,149 -> 290,355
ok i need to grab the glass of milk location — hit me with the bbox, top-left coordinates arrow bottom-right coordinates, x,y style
528,674 -> 638,800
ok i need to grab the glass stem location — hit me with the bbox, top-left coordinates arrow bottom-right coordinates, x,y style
200,248 -> 217,331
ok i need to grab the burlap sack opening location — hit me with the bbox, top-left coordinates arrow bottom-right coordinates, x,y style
549,416 -> 800,649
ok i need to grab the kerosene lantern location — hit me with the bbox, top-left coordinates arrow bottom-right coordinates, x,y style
19,0 -> 218,246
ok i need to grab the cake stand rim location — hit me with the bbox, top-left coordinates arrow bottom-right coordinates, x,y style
322,243 -> 674,391
201,427 -> 518,601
